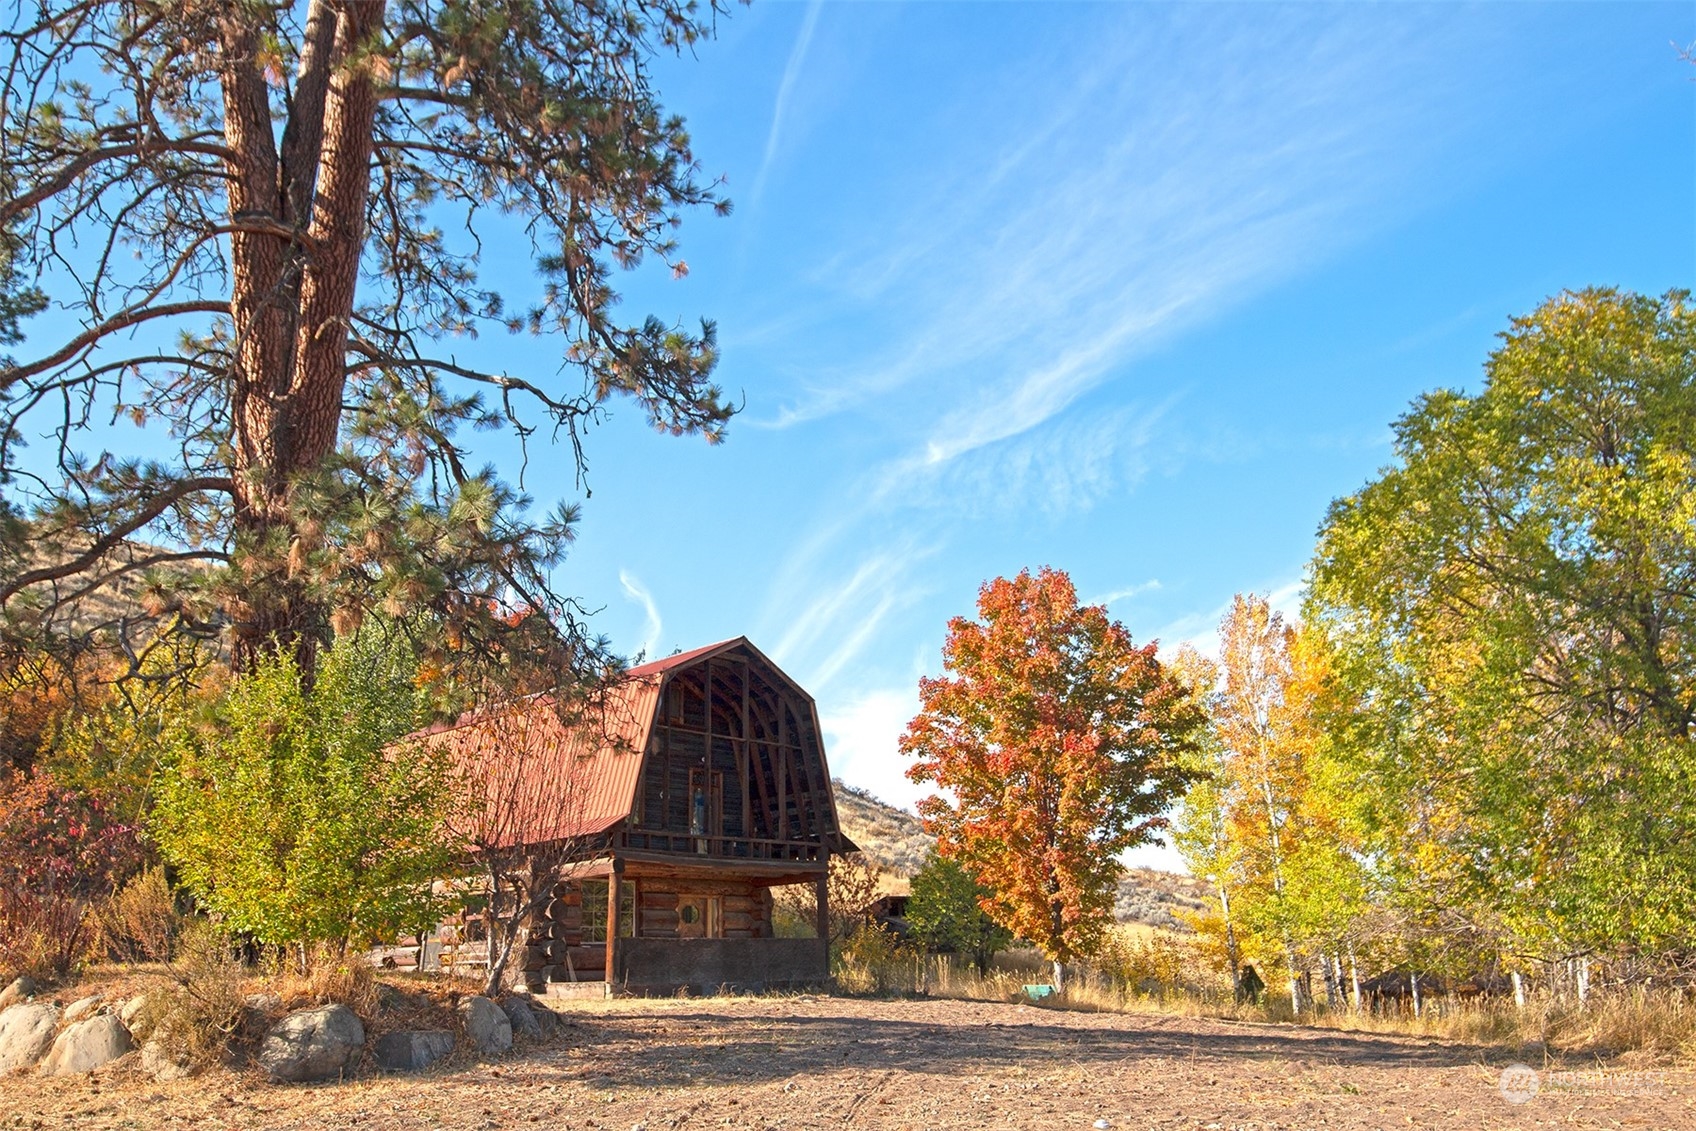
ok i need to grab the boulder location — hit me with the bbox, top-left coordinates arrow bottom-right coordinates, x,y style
118,995 -> 152,1034
244,992 -> 283,1015
529,1000 -> 562,1039
499,996 -> 544,1040
0,1001 -> 59,1074
118,997 -> 150,1030
140,1039 -> 191,1081
257,1004 -> 365,1083
0,976 -> 37,1013
62,995 -> 103,1025
457,995 -> 511,1054
372,1029 -> 454,1073
41,1014 -> 132,1075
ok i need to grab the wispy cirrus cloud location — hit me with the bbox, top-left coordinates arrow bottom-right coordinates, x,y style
1094,579 -> 1163,607
618,569 -> 663,660
754,7 -> 1461,488
746,0 -> 825,218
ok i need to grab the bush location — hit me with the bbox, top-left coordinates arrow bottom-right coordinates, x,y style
150,635 -> 461,953
908,852 -> 1011,976
835,923 -> 921,995
95,866 -> 182,963
137,922 -> 251,1072
0,773 -> 143,980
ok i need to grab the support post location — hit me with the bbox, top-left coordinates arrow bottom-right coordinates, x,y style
814,867 -> 830,977
607,860 -> 623,988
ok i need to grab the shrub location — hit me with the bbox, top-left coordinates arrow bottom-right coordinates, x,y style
150,634 -> 461,953
908,852 -> 1011,976
95,866 -> 182,963
138,922 -> 250,1072
0,773 -> 144,980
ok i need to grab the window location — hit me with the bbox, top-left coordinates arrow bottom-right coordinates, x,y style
578,880 -> 634,942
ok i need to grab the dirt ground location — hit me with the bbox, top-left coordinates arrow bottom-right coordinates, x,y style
3,994 -> 1692,1131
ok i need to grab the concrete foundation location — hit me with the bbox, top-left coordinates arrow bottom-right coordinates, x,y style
613,937 -> 825,994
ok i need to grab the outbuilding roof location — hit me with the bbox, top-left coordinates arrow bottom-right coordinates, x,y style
412,637 -> 841,851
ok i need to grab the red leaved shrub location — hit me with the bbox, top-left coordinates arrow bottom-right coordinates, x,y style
0,772 -> 144,980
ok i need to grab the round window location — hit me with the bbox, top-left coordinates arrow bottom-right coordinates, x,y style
680,904 -> 700,925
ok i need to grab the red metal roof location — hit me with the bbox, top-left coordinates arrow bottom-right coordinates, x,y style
410,636 -> 841,852
624,637 -> 750,679
414,675 -> 662,848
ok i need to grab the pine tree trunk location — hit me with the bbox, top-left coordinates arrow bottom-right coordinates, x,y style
218,1 -> 385,675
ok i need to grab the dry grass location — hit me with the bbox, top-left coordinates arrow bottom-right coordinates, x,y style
834,930 -> 1696,1063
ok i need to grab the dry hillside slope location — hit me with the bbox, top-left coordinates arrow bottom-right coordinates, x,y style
830,779 -> 1212,929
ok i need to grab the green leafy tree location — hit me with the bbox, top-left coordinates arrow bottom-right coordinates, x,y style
150,630 -> 459,952
906,852 -> 1011,977
1,0 -> 733,691
1309,288 -> 1696,961
902,567 -> 1201,990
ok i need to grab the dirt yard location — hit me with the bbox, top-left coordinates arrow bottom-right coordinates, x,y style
3,995 -> 1692,1130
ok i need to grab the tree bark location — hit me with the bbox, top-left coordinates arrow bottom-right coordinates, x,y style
219,0 -> 387,677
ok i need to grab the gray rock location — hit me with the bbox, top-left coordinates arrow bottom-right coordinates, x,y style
0,1001 -> 59,1074
41,1014 -> 132,1075
62,995 -> 103,1025
118,995 -> 151,1030
457,995 -> 511,1054
499,996 -> 543,1040
0,976 -> 36,1013
528,1000 -> 561,1039
257,1004 -> 365,1083
244,992 -> 283,1015
140,1039 -> 191,1081
372,1029 -> 454,1072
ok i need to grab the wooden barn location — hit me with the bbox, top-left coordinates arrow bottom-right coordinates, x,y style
415,637 -> 855,996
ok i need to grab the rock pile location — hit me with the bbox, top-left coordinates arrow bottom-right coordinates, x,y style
0,975 -> 562,1083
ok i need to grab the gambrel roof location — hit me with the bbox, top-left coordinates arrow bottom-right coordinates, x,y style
413,637 -> 853,854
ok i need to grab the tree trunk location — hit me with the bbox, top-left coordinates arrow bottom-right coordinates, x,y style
218,0 -> 386,675
1512,969 -> 1526,1009
1052,959 -> 1066,994
1410,971 -> 1422,1018
1348,944 -> 1362,1013
1284,942 -> 1303,1012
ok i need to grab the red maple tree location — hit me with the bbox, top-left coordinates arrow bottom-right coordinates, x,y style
901,567 -> 1201,988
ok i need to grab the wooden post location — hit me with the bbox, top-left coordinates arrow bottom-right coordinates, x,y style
607,862 -> 623,988
814,867 -> 830,977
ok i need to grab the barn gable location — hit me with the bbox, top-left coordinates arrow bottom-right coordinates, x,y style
408,636 -> 852,995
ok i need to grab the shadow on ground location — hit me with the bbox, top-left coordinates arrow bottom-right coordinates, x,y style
529,1000 -> 1494,1089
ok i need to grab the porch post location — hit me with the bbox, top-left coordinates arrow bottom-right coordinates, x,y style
607,859 -> 623,988
814,867 -> 830,976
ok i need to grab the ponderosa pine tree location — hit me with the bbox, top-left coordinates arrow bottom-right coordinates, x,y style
0,0 -> 733,690
901,567 -> 1201,990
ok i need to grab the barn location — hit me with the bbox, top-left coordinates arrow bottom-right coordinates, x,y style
415,637 -> 856,996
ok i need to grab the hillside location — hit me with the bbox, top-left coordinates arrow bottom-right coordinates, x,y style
830,779 -> 1212,930
831,779 -> 933,877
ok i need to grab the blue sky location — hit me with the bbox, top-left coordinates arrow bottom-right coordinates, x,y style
530,1 -> 1694,863
14,2 -> 1693,867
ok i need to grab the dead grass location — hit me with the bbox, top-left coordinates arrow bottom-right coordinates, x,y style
836,937 -> 1696,1064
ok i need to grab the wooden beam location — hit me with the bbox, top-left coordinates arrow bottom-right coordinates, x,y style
776,693 -> 789,841
815,869 -> 830,973
607,859 -> 624,987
